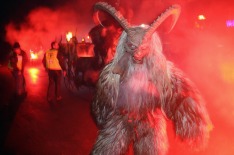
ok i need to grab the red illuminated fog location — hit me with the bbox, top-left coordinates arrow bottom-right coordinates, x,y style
5,6 -> 93,58
3,0 -> 234,154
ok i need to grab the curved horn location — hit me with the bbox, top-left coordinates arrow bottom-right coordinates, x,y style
93,2 -> 130,32
144,4 -> 181,40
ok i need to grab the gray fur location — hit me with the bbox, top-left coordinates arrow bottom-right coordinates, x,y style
91,16 -> 212,155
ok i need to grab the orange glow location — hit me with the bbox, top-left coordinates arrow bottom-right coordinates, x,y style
30,50 -> 38,60
66,32 -> 73,42
28,68 -> 39,84
86,36 -> 91,43
220,62 -> 234,84
198,14 -> 206,20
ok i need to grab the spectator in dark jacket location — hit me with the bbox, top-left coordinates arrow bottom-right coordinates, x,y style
8,42 -> 28,97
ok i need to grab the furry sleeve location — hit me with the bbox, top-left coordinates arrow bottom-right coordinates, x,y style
162,62 -> 213,147
91,63 -> 119,128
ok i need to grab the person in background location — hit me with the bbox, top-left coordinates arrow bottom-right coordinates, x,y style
42,41 -> 66,103
8,42 -> 28,97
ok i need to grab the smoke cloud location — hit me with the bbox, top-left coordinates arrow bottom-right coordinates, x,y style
5,1 -> 96,52
4,0 -> 234,153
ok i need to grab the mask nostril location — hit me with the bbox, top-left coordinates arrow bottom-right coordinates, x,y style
133,55 -> 143,64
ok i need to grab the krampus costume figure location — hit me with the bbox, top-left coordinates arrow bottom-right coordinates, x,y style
91,2 -> 213,155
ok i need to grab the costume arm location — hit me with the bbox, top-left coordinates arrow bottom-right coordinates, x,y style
22,50 -> 29,68
57,49 -> 66,71
7,52 -> 14,70
8,53 -> 18,71
91,63 -> 119,128
162,62 -> 213,147
42,53 -> 47,69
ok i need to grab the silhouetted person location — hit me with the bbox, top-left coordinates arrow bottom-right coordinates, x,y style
89,20 -> 122,67
8,42 -> 28,97
42,41 -> 66,103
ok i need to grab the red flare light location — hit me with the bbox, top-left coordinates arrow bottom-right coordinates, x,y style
198,14 -> 206,20
66,32 -> 73,42
30,50 -> 38,60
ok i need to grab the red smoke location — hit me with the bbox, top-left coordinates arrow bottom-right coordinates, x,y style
5,6 -> 94,55
163,1 -> 234,155
4,0 -> 234,154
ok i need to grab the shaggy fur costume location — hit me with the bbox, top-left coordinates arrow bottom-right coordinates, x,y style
91,2 -> 212,155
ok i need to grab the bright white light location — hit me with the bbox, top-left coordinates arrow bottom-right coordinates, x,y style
140,24 -> 146,28
66,32 -> 73,41
198,15 -> 206,20
30,50 -> 38,60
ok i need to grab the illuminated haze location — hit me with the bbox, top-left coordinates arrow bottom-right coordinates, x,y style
4,0 -> 234,151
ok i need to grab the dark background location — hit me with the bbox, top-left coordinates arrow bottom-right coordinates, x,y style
0,0 -> 65,63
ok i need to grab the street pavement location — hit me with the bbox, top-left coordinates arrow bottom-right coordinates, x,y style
0,63 -> 97,154
0,62 -> 234,155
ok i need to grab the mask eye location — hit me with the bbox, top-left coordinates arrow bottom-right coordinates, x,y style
127,43 -> 137,51
130,44 -> 137,50
124,41 -> 138,54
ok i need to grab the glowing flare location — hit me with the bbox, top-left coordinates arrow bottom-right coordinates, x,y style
86,35 -> 91,43
81,38 -> 86,43
30,50 -> 38,60
66,32 -> 73,41
198,15 -> 206,20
